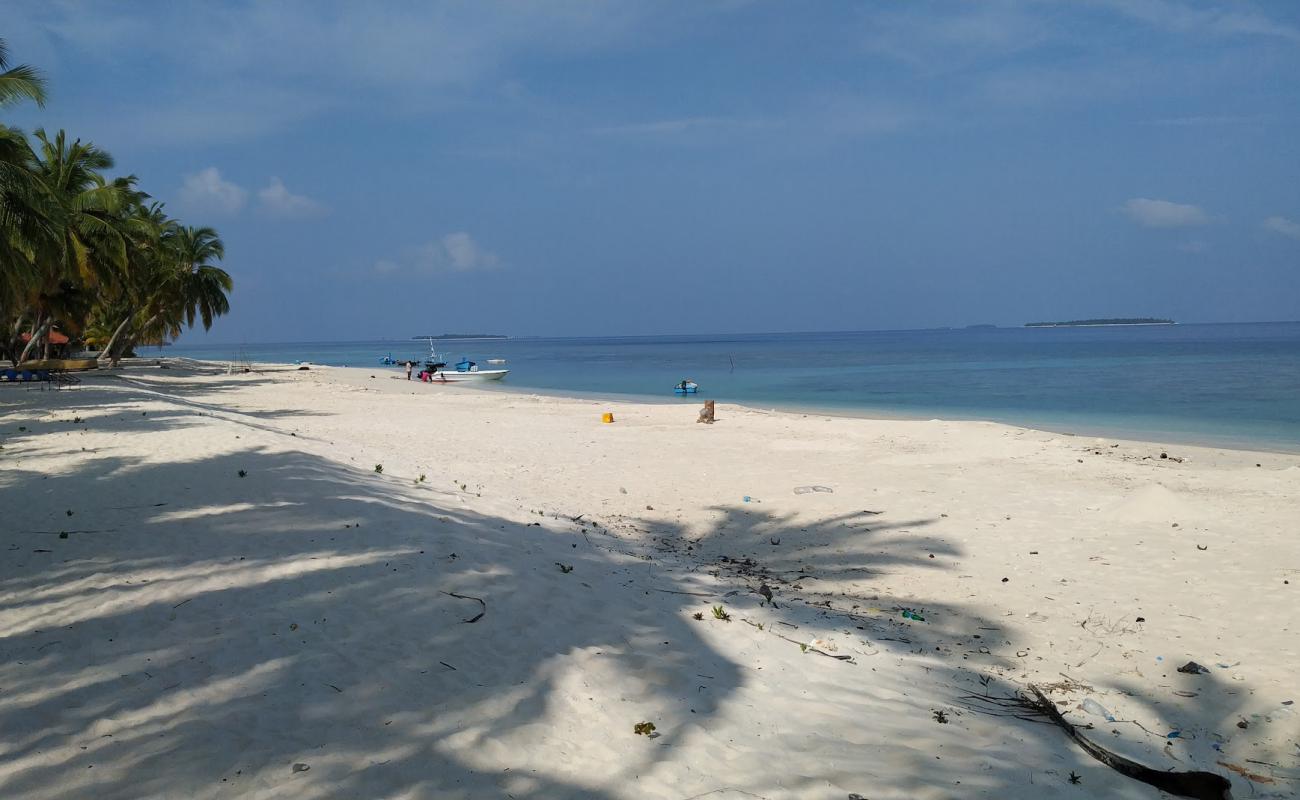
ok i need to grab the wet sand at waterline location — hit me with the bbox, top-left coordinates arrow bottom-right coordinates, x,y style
1,362 -> 1296,799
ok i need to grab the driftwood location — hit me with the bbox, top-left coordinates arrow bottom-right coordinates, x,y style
440,591 -> 486,623
1024,685 -> 1233,800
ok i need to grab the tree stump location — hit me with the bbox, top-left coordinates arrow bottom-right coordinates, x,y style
697,400 -> 715,424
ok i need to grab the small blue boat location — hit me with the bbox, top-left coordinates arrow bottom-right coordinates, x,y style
674,379 -> 699,395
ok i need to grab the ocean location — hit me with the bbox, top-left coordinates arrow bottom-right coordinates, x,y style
164,322 -> 1300,451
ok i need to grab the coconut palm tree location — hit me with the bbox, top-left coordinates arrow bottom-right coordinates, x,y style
107,224 -> 232,365
1,38 -> 51,359
16,129 -> 132,361
2,41 -> 235,366
0,39 -> 45,109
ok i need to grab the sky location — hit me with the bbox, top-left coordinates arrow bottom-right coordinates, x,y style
5,1 -> 1300,342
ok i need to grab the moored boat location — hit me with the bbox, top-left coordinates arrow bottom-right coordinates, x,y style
416,340 -> 508,382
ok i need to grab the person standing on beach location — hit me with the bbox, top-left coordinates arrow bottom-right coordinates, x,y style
405,361 -> 413,380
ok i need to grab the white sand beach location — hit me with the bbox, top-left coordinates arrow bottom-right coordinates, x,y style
1,363 -> 1297,799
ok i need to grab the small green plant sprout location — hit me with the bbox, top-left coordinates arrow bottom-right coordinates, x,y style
1068,771 -> 1081,785
633,721 -> 656,736
932,709 -> 949,724
237,469 -> 247,478
374,464 -> 383,474
692,612 -> 704,621
711,605 -> 731,621
799,643 -> 808,653
417,473 -> 426,483
555,562 -> 574,573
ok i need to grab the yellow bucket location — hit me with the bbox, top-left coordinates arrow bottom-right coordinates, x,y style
601,412 -> 615,423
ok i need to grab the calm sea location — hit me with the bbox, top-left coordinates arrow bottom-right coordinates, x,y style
165,323 -> 1300,451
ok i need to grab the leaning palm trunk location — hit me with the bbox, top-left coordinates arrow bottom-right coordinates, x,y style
4,312 -> 27,366
100,313 -> 135,363
109,311 -> 160,367
17,314 -> 51,364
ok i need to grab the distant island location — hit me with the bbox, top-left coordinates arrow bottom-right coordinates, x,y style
411,334 -> 508,340
1024,318 -> 1175,328
965,324 -> 998,329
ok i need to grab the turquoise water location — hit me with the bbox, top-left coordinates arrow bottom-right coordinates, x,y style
166,323 -> 1300,451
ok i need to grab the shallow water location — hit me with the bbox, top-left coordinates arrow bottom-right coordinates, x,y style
167,322 -> 1300,451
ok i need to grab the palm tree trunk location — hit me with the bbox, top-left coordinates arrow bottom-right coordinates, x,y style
109,312 -> 160,367
101,314 -> 134,363
17,314 -> 50,364
5,312 -> 27,366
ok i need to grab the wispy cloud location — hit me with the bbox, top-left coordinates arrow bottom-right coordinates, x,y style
1262,215 -> 1300,240
258,178 -> 325,218
176,167 -> 247,215
1097,0 -> 1300,45
1143,114 -> 1265,127
375,233 -> 502,276
591,116 -> 768,137
1121,198 -> 1209,228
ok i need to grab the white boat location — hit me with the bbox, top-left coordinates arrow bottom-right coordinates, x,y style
427,366 -> 509,382
417,339 -> 509,383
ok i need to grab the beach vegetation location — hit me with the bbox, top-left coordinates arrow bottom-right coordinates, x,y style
711,605 -> 731,621
0,39 -> 232,366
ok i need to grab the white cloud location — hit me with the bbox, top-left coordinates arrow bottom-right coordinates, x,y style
1121,198 -> 1209,229
593,116 -> 761,136
1262,216 -> 1300,240
375,233 -> 502,275
176,167 -> 247,215
1097,0 -> 1300,45
258,177 -> 324,217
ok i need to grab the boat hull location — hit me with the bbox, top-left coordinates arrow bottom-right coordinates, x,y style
429,369 -> 509,382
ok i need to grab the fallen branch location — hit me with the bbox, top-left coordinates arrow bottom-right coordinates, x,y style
760,625 -> 857,663
28,529 -> 119,535
1024,685 -> 1232,800
440,590 -> 486,623
644,586 -> 716,598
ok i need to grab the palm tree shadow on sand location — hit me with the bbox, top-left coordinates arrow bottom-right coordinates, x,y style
0,391 -> 1281,798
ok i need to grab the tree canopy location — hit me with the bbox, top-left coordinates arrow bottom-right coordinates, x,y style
1,38 -> 232,366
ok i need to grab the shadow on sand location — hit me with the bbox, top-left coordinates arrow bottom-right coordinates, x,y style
0,380 -> 1281,799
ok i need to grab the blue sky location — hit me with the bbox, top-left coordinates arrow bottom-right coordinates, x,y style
6,1 -> 1300,342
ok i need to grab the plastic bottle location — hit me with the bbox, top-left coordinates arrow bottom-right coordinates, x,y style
1081,698 -> 1116,722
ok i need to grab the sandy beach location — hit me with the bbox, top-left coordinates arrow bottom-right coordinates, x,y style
1,362 -> 1297,799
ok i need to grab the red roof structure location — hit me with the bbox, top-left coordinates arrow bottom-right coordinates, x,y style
20,330 -> 70,345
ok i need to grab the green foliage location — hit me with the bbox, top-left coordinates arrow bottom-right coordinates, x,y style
711,605 -> 731,621
374,464 -> 383,474
0,39 -> 233,366
632,721 -> 656,736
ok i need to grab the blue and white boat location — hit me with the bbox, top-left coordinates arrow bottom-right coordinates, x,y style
418,339 -> 509,382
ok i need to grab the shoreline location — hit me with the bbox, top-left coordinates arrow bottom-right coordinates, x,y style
227,357 -> 1300,456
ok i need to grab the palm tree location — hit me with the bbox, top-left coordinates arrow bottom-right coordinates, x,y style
16,129 -> 131,362
1,38 -> 51,361
107,224 -> 232,366
0,39 -> 46,108
2,41 -> 236,365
